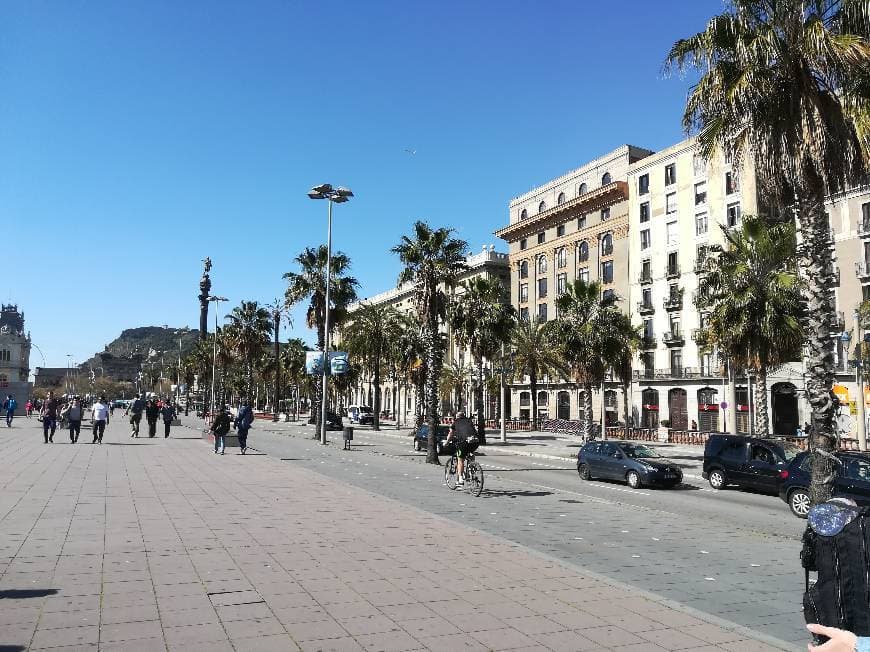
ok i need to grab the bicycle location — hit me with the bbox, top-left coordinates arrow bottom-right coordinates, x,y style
444,438 -> 484,496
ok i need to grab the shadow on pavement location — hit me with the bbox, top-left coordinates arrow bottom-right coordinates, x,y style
485,468 -> 575,473
103,442 -> 157,446
0,588 -> 58,599
0,646 -> 26,651
483,489 -> 554,498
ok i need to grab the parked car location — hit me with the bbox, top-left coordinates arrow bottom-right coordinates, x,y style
778,451 -> 870,517
325,411 -> 345,431
413,424 -> 450,453
347,405 -> 374,425
577,440 -> 683,489
702,434 -> 802,493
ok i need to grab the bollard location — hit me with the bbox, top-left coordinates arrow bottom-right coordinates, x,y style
343,426 -> 353,450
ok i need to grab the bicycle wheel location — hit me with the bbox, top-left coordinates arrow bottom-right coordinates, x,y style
444,456 -> 458,490
466,461 -> 484,497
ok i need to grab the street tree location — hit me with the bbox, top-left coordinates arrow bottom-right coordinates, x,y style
448,276 -> 515,443
284,245 -> 358,437
225,300 -> 273,403
393,221 -> 468,464
510,317 -> 566,431
698,217 -> 804,435
666,0 -> 870,503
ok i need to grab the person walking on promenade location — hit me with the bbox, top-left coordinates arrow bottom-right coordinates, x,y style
91,396 -> 108,444
41,391 -> 58,443
3,394 -> 17,427
161,401 -> 176,438
67,397 -> 83,443
234,400 -> 253,454
209,406 -> 231,455
25,399 -> 33,418
126,394 -> 144,437
145,399 -> 159,438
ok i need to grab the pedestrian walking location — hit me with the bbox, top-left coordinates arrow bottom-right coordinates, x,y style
145,399 -> 159,438
67,397 -> 83,443
25,399 -> 33,418
126,394 -> 145,437
3,394 -> 17,427
161,401 -> 176,438
209,406 -> 231,455
91,396 -> 108,444
234,400 -> 253,454
41,391 -> 58,443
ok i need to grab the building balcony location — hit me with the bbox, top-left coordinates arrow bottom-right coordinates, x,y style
666,264 -> 681,280
638,271 -> 653,285
857,261 -> 870,280
632,366 -> 725,380
637,301 -> 655,316
859,220 -> 870,238
831,310 -> 845,332
663,331 -> 685,346
692,328 -> 707,343
663,292 -> 683,311
693,258 -> 712,274
640,335 -> 657,349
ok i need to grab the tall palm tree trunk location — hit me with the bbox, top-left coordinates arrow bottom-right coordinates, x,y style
425,303 -> 441,464
797,186 -> 838,505
530,371 -> 538,431
584,383 -> 594,438
754,365 -> 769,436
623,380 -> 631,439
475,355 -> 486,445
373,356 -> 381,431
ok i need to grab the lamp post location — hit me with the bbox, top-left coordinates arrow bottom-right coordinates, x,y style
307,183 -> 354,444
208,296 -> 228,418
850,314 -> 867,452
268,300 -> 284,423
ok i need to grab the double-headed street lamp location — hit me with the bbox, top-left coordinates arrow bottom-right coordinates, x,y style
208,295 -> 228,418
308,183 -> 353,445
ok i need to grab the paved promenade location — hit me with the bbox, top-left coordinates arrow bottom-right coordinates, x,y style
0,417 -> 794,651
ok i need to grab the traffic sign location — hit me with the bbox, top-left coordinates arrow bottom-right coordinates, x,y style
720,401 -> 728,410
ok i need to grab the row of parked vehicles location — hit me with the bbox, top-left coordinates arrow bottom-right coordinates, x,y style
575,432 -> 870,518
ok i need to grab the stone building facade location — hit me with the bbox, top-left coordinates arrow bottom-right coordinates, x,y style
0,305 -> 33,411
495,145 -> 653,425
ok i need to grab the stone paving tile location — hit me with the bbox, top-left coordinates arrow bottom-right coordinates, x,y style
0,420 -> 799,652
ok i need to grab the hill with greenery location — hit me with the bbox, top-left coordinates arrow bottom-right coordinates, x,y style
84,326 -> 201,366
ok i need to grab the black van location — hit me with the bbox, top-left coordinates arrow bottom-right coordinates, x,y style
702,434 -> 803,493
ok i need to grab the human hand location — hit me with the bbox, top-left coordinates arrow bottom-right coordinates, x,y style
807,624 -> 858,651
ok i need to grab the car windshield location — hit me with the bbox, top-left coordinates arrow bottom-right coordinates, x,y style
620,444 -> 660,459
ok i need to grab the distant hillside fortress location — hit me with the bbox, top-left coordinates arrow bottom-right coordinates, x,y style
0,304 -> 33,409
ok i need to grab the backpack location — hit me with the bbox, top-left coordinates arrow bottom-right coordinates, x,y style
801,506 -> 870,636
6,399 -> 15,411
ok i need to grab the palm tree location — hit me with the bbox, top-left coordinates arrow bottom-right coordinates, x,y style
394,312 -> 426,430
666,0 -> 870,502
439,362 -> 471,414
449,276 -> 515,444
343,303 -> 401,431
281,338 -> 307,419
510,317 -> 567,431
225,301 -> 273,403
698,217 -> 804,435
284,246 -> 359,437
393,221 -> 468,464
555,280 -> 627,437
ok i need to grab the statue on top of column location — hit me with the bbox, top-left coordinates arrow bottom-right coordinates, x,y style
199,257 -> 212,339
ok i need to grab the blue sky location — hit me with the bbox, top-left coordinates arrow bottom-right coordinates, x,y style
1,0 -> 721,369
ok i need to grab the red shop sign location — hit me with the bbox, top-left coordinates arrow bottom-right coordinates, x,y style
699,403 -> 719,412
737,404 -> 750,412
642,404 -> 660,411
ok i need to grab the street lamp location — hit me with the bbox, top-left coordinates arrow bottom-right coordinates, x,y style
268,300 -> 285,423
208,296 -> 228,418
308,183 -> 354,444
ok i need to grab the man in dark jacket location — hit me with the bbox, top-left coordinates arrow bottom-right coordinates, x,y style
41,391 -> 59,443
126,394 -> 145,437
145,399 -> 160,438
446,411 -> 476,487
67,397 -> 83,443
234,400 -> 254,454
210,406 -> 231,455
161,401 -> 176,438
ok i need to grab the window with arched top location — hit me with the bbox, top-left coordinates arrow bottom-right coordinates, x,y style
578,240 -> 589,263
519,260 -> 528,279
537,255 -> 548,274
520,208 -> 528,220
0,350 -> 9,362
578,182 -> 588,196
602,172 -> 612,186
601,232 -> 613,256
556,247 -> 567,268
0,374 -> 7,388
557,192 -> 566,205
538,201 -> 547,213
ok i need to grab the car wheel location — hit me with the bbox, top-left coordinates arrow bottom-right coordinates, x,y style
626,470 -> 642,489
708,469 -> 726,490
577,462 -> 591,480
789,488 -> 811,519
413,439 -> 420,452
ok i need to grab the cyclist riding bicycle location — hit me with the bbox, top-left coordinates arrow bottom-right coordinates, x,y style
446,411 -> 476,487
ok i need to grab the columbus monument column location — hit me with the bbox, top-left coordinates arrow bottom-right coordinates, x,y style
199,257 -> 212,339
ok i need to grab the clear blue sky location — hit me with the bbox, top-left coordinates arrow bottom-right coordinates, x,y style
1,0 -> 720,369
